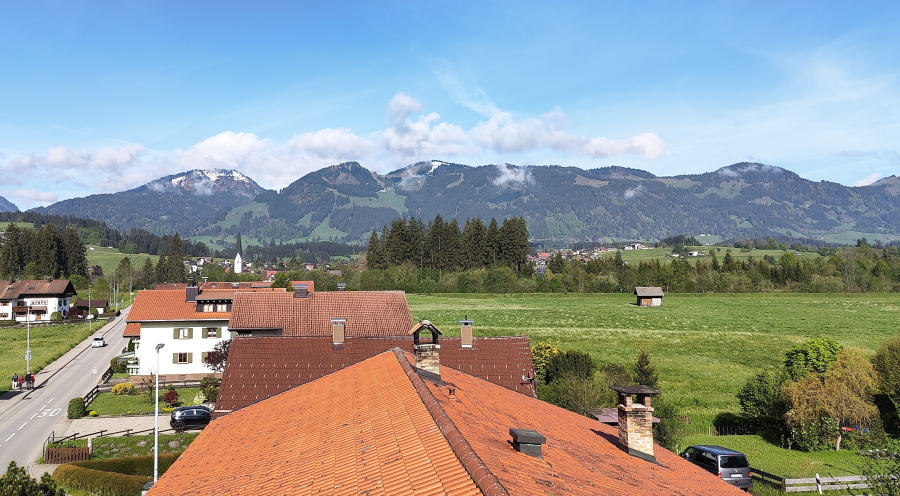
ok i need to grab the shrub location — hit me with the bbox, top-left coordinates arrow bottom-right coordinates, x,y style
88,411 -> 98,417
872,336 -> 900,403
67,398 -> 86,419
191,391 -> 207,405
53,453 -> 181,496
633,348 -> 658,388
0,461 -> 65,496
162,389 -> 179,408
546,350 -> 595,384
736,369 -> 788,431
653,397 -> 685,451
200,376 -> 220,403
50,311 -> 62,321
784,337 -> 842,380
530,340 -> 559,385
109,357 -> 128,374
538,374 -> 604,416
111,383 -> 134,396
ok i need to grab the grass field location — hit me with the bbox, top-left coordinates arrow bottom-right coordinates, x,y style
590,246 -> 822,266
89,387 -> 203,416
407,293 -> 898,426
0,322 -> 95,393
85,245 -> 158,278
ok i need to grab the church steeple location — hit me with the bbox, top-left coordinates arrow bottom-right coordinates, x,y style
236,231 -> 243,256
234,231 -> 244,274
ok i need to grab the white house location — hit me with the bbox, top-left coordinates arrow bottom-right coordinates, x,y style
0,279 -> 76,322
125,283 -> 284,379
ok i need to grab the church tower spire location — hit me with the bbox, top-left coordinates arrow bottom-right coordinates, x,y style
234,231 -> 244,274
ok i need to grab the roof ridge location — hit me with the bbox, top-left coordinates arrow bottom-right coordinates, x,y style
390,347 -> 510,496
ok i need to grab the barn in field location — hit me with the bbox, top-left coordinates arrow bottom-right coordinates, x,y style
634,286 -> 664,306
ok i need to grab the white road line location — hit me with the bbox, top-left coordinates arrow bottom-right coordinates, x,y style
38,404 -> 47,410
48,397 -> 55,403
29,413 -> 38,420
18,423 -> 27,430
4,433 -> 14,442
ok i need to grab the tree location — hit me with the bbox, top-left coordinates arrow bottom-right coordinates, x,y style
366,229 -> 387,269
737,369 -> 788,430
62,226 -> 87,277
0,461 -> 66,496
167,234 -> 186,283
872,336 -> 900,403
784,337 -> 843,380
546,350 -> 595,383
854,450 -> 900,496
36,224 -> 63,278
531,340 -> 560,385
0,223 -> 25,278
272,272 -> 292,289
633,348 -> 659,388
783,349 -> 878,450
204,339 -> 232,373
538,374 -> 605,417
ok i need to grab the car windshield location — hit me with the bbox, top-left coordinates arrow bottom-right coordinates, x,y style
720,455 -> 748,468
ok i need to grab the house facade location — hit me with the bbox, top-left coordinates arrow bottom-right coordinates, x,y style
125,283 -> 284,379
0,279 -> 76,322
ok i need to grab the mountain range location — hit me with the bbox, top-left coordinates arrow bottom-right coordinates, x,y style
0,196 -> 19,213
32,161 -> 900,245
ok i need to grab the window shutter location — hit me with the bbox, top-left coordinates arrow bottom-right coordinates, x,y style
187,353 -> 193,363
172,353 -> 177,364
188,328 -> 193,339
216,328 -> 222,338
202,352 -> 208,363
173,329 -> 178,339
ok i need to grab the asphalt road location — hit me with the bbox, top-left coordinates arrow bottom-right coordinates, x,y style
0,308 -> 130,469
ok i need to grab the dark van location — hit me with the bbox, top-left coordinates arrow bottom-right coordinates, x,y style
681,445 -> 752,490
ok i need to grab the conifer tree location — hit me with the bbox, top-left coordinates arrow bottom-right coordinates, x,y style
167,234 -> 186,282
634,348 -> 659,388
62,226 -> 88,277
0,223 -> 24,277
486,218 -> 500,266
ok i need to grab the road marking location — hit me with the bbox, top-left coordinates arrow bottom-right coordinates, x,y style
29,413 -> 37,420
18,422 -> 27,430
4,433 -> 14,442
48,397 -> 55,403
38,404 -> 47,410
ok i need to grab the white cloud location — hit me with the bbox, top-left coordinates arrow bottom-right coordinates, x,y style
623,185 -> 645,199
492,163 -> 532,187
853,173 -> 882,186
4,189 -> 58,206
288,128 -> 373,160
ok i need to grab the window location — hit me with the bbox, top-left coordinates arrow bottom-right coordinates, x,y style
202,303 -> 214,312
719,455 -> 748,469
216,303 -> 228,312
205,327 -> 220,338
173,352 -> 192,364
173,328 -> 193,340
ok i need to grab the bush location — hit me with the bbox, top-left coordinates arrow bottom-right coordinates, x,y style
88,411 -> 98,417
109,357 -> 128,374
538,374 -> 604,416
545,350 -> 595,384
785,414 -> 838,451
784,337 -> 842,380
111,383 -> 134,396
162,389 -> 179,408
200,376 -> 220,403
50,311 -> 62,321
53,454 -> 181,496
653,397 -> 685,451
0,461 -> 65,496
530,341 -> 559,385
736,369 -> 788,431
872,336 -> 900,403
67,398 -> 86,419
633,348 -> 658,388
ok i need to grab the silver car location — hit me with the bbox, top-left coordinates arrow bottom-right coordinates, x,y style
681,445 -> 752,490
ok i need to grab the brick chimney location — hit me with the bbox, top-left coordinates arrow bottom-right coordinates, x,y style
410,320 -> 442,380
459,317 -> 474,348
331,318 -> 346,345
610,385 -> 660,463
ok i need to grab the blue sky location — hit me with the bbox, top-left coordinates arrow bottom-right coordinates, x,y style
1,1 -> 899,208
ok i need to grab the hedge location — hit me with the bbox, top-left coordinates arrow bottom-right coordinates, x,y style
54,453 -> 181,496
67,397 -> 86,419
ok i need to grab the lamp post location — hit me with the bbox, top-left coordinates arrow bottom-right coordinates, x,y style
25,303 -> 31,377
88,282 -> 92,335
154,342 -> 165,483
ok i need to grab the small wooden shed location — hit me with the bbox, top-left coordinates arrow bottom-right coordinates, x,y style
634,287 -> 663,307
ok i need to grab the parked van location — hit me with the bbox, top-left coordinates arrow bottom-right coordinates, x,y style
681,445 -> 752,490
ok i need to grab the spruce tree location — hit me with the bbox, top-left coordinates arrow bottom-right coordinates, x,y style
425,215 -> 446,271
486,218 -> 500,266
155,254 -> 168,283
634,348 -> 659,388
167,234 -> 186,282
36,224 -> 63,278
0,222 -> 24,277
62,226 -> 88,277
366,229 -> 386,269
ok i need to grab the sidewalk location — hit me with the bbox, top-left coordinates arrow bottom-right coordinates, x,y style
0,311 -> 129,417
61,414 -> 158,439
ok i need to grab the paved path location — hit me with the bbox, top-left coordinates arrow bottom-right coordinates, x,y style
61,415 -> 157,439
0,308 -> 131,471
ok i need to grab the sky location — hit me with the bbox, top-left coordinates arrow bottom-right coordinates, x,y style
1,1 -> 899,209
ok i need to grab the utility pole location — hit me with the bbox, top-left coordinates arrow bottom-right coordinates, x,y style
88,281 -> 92,335
25,303 -> 31,377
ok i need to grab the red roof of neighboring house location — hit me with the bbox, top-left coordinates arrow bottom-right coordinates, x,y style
214,335 -> 536,415
290,280 -> 315,292
123,322 -> 141,337
0,279 -> 76,299
149,350 -> 742,496
128,290 -> 231,322
75,299 -> 108,308
228,290 -> 413,336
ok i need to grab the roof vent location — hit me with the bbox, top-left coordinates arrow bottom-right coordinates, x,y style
231,282 -> 240,289
509,428 -> 546,458
293,284 -> 309,298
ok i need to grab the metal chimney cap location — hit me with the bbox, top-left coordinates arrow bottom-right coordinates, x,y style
610,385 -> 660,396
459,319 -> 474,325
509,428 -> 546,445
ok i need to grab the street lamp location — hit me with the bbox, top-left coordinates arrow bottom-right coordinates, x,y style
154,342 -> 165,484
25,303 -> 31,378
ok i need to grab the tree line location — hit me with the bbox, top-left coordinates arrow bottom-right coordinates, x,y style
0,223 -> 87,279
366,215 -> 529,274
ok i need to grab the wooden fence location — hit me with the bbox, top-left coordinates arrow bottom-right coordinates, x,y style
45,446 -> 90,464
752,468 -> 871,492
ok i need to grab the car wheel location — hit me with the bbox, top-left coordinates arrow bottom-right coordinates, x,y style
172,421 -> 185,432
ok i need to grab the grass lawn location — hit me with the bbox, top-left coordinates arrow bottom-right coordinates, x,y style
88,387 -> 204,416
682,434 -> 862,479
407,293 -> 899,427
91,432 -> 198,459
85,245 -> 158,279
0,322 -> 96,393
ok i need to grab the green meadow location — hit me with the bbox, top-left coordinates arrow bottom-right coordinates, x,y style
407,293 -> 899,426
86,245 -> 158,277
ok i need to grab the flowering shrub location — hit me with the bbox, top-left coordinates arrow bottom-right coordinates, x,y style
112,383 -> 135,395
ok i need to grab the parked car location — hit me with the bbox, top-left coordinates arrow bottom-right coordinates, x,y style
91,336 -> 106,348
681,445 -> 752,490
170,405 -> 212,432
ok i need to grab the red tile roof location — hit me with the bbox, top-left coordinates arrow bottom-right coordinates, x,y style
148,351 -> 482,496
228,290 -> 414,337
214,335 -> 536,415
151,349 -> 743,496
127,289 -> 231,322
123,322 -> 141,337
